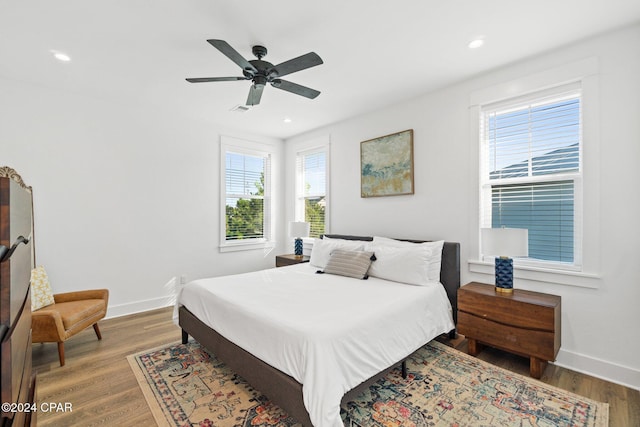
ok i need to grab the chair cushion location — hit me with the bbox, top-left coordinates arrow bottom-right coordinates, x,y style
42,299 -> 106,332
30,266 -> 55,310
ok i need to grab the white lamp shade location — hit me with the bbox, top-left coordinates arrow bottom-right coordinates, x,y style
288,221 -> 310,238
481,228 -> 528,257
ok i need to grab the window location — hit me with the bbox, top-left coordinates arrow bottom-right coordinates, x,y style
295,147 -> 328,238
221,137 -> 273,251
480,83 -> 582,268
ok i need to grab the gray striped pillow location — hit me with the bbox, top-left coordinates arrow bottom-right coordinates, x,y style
322,249 -> 375,279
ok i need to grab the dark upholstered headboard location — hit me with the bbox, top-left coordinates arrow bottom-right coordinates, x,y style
323,235 -> 461,325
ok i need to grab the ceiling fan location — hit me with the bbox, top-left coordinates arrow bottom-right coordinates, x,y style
186,39 -> 323,106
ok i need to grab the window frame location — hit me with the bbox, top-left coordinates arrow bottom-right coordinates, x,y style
467,57 -> 602,288
220,136 -> 275,252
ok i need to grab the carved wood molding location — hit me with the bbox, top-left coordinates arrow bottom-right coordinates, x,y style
0,166 -> 32,193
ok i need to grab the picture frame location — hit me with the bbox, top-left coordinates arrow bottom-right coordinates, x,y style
360,129 -> 414,197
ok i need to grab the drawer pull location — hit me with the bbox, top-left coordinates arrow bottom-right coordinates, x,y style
0,235 -> 29,262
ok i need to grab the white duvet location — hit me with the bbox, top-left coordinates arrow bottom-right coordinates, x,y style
175,263 -> 454,427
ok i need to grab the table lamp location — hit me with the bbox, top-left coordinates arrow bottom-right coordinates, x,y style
481,227 -> 528,294
288,222 -> 310,257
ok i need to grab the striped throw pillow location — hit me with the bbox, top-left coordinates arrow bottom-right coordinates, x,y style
322,249 -> 375,279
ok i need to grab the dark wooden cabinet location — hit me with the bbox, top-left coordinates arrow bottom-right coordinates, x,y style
1,168 -> 36,427
457,282 -> 561,379
275,254 -> 310,267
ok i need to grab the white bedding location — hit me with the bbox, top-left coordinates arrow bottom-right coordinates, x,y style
175,263 -> 454,427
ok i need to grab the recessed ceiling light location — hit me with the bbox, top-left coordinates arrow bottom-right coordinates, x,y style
50,50 -> 71,62
283,117 -> 292,123
468,39 -> 484,49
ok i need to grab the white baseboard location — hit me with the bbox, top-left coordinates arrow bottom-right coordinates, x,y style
105,295 -> 175,319
555,348 -> 640,391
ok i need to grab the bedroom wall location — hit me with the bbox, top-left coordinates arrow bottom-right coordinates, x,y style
0,80 -> 286,317
285,24 -> 640,389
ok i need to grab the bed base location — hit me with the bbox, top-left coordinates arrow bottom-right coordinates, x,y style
181,306 -> 402,426
179,237 -> 460,426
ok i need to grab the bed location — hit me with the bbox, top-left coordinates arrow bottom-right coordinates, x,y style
177,235 -> 460,427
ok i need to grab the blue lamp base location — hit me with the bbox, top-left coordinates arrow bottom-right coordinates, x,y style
294,238 -> 303,256
495,256 -> 514,294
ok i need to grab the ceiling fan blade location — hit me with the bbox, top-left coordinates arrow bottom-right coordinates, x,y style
271,79 -> 320,99
271,52 -> 323,78
246,84 -> 265,106
207,39 -> 258,73
186,77 -> 246,83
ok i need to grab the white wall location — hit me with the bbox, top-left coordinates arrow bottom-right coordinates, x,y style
0,80 -> 286,317
286,24 -> 640,389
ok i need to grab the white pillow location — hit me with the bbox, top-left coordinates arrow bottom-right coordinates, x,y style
368,238 -> 445,284
322,236 -> 364,244
373,236 -> 441,249
309,238 -> 365,268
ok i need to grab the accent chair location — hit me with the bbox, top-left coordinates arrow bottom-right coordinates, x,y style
31,289 -> 109,366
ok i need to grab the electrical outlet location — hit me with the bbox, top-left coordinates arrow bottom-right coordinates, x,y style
180,274 -> 187,285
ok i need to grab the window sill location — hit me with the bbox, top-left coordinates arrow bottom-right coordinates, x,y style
220,241 -> 275,253
468,259 -> 601,289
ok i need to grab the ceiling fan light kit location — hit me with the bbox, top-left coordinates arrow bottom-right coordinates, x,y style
186,39 -> 323,106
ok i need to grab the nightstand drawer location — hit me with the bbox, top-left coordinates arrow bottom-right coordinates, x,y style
458,311 -> 557,361
458,284 -> 558,332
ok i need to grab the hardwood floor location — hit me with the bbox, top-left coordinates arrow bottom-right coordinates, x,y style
33,307 -> 639,426
32,307 -> 180,426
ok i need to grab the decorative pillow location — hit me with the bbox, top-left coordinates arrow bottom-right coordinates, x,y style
322,249 -> 375,279
30,265 -> 55,311
309,238 -> 365,268
370,237 -> 444,282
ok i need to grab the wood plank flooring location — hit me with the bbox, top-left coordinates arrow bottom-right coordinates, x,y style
33,307 -> 640,426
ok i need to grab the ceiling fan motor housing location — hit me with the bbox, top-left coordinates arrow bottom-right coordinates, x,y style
248,59 -> 276,86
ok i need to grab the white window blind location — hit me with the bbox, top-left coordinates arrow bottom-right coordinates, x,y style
295,148 -> 327,238
223,147 -> 272,245
480,83 -> 582,267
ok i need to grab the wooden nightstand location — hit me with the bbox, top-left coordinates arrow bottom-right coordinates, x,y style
457,282 -> 561,379
275,254 -> 310,267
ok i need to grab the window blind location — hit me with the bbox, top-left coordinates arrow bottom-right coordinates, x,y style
480,84 -> 582,266
491,181 -> 575,262
487,96 -> 580,179
225,151 -> 271,241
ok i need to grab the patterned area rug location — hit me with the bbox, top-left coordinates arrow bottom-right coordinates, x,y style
127,340 -> 608,427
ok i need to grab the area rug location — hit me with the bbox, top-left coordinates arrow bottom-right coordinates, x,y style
127,340 -> 608,427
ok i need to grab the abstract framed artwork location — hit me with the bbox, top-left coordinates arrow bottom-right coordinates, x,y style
360,129 -> 414,197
